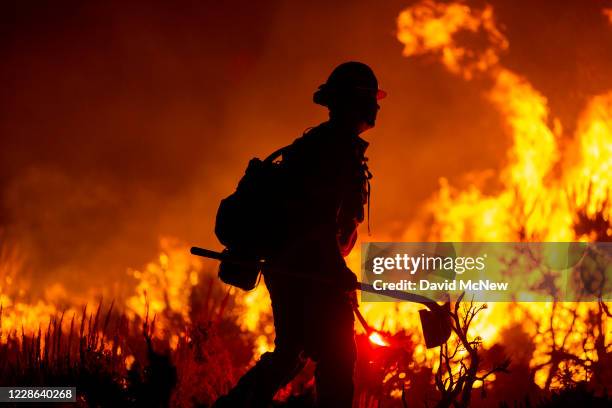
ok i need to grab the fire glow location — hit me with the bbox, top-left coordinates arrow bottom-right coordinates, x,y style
368,331 -> 391,347
0,0 -> 610,404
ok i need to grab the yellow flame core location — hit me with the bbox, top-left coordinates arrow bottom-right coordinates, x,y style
369,331 -> 391,347
236,284 -> 274,358
125,237 -> 202,334
392,0 -> 612,391
569,92 -> 612,221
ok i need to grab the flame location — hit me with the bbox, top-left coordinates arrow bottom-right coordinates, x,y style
568,92 -> 612,224
396,0 -> 508,79
394,0 -> 611,391
124,237 -> 203,338
237,284 -> 274,358
0,0 -> 609,400
0,240 -> 79,340
369,331 -> 390,347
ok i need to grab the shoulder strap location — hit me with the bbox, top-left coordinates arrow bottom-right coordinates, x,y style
263,126 -> 321,164
263,145 -> 291,164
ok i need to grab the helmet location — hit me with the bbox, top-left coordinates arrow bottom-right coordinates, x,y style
313,61 -> 386,107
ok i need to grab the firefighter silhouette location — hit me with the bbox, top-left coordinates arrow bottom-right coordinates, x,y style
213,62 -> 385,408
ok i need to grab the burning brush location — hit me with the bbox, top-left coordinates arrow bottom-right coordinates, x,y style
189,246 -> 452,349
353,305 -> 391,347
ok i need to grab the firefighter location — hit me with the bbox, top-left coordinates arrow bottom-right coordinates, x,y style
213,61 -> 385,408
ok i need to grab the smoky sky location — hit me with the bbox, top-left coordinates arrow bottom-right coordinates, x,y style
1,0 -> 612,296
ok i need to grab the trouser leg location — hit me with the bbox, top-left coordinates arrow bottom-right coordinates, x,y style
214,346 -> 304,407
214,273 -> 306,408
310,296 -> 356,408
315,346 -> 356,408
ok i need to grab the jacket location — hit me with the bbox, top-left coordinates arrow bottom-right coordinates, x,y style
276,121 -> 371,290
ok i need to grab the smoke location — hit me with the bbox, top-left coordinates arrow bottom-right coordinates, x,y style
0,0 -> 277,293
1,0 -> 612,296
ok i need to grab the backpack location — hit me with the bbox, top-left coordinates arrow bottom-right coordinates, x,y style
214,145 -> 289,290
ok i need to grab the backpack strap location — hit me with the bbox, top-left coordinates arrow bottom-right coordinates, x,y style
263,145 -> 291,164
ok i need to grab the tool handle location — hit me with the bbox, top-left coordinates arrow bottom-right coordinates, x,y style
190,246 -> 265,269
189,246 -> 444,313
352,304 -> 372,334
190,247 -> 225,261
359,282 -> 445,312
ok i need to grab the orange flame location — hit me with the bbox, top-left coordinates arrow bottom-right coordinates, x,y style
395,0 -> 611,390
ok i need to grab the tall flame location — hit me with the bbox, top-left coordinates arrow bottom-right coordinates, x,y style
394,0 -> 611,390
